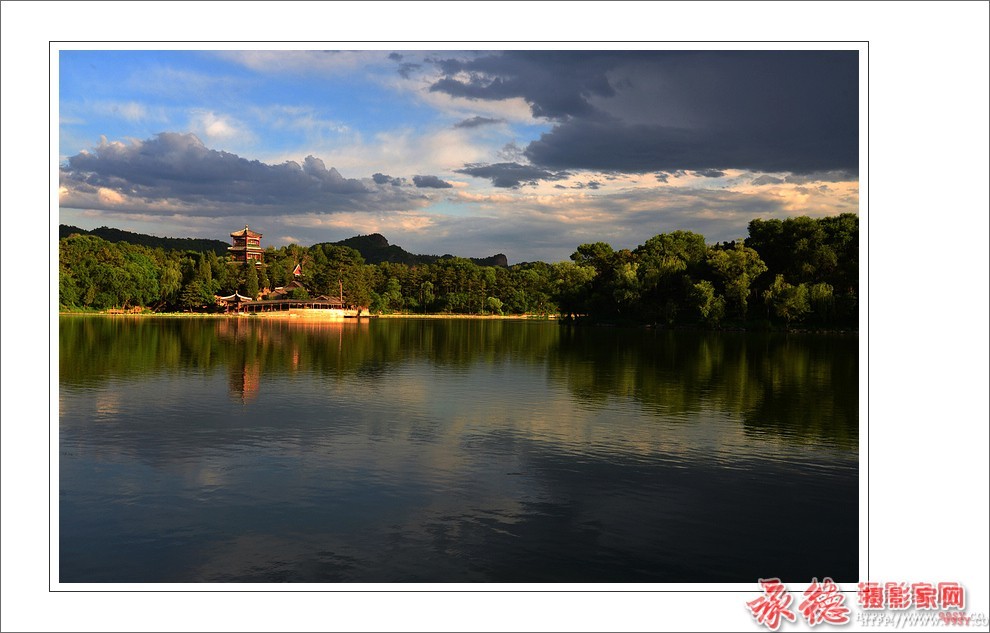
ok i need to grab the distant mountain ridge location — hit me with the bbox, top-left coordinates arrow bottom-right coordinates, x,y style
331,233 -> 508,267
59,225 -> 231,256
59,225 -> 509,267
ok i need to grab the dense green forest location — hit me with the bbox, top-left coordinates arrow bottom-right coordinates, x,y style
59,224 -> 232,256
58,214 -> 858,328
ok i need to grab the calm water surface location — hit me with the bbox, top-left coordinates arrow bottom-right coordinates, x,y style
59,316 -> 858,583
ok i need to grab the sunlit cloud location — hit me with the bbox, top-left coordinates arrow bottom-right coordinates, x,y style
283,211 -> 436,237
188,109 -> 255,143
97,187 -> 125,205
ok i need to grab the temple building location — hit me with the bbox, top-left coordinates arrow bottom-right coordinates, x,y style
229,225 -> 264,264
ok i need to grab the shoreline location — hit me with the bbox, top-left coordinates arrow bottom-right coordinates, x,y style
55,311 -> 855,333
57,310 -> 558,320
374,313 -> 556,320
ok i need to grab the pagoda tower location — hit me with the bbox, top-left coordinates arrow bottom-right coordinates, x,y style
229,225 -> 264,264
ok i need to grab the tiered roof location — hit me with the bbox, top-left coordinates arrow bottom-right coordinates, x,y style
230,225 -> 263,238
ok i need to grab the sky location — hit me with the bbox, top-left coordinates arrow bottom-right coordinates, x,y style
58,48 -> 860,264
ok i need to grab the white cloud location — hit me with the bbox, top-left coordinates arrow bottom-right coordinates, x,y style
252,105 -> 352,136
113,101 -> 148,122
87,100 -> 158,123
126,66 -> 243,98
216,50 -> 392,76
62,99 -> 170,126
188,110 -> 255,143
259,124 -> 498,182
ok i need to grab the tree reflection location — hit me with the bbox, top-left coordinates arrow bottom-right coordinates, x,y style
60,317 -> 857,447
547,327 -> 858,448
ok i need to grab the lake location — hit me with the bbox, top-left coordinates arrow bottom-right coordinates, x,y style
58,316 -> 858,583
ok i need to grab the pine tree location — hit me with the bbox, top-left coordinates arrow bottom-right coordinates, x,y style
244,263 -> 260,299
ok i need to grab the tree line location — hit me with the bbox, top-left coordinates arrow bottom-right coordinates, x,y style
59,213 -> 857,328
59,224 -> 230,256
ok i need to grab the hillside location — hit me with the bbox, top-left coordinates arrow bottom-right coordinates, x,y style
331,233 -> 509,267
59,225 -> 509,266
59,225 -> 230,256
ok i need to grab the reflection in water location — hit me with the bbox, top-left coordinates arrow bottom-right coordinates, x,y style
548,327 -> 858,449
228,361 -> 261,403
59,316 -> 858,582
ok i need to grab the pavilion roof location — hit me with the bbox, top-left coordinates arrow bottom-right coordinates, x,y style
230,225 -> 263,238
216,292 -> 254,302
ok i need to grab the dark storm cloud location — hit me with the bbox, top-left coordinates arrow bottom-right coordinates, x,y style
693,169 -> 726,179
388,52 -> 421,78
398,63 -> 420,79
432,51 -> 858,177
454,162 -> 571,188
497,141 -> 525,162
523,115 -> 855,177
373,172 -> 407,187
59,132 -> 422,216
412,175 -> 453,189
454,116 -> 503,129
780,170 -> 856,184
750,170 -> 855,186
569,180 -> 603,190
431,51 -> 620,120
